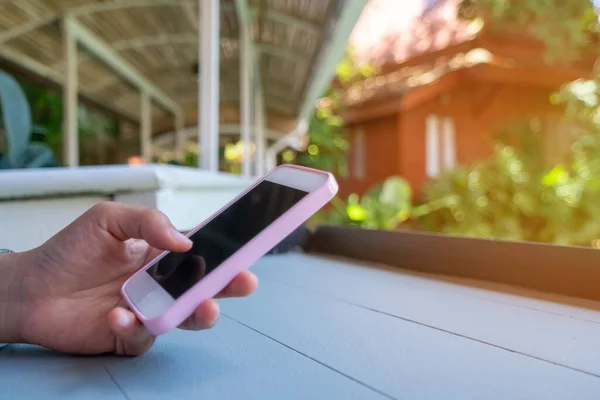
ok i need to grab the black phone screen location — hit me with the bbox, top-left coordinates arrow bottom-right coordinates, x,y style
146,180 -> 308,299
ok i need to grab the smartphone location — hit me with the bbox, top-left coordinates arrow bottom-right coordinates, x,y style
121,164 -> 338,335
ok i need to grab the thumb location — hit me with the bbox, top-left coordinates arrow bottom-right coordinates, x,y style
88,202 -> 192,252
108,306 -> 156,356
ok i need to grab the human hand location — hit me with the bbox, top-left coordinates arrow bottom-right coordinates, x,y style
0,202 -> 258,356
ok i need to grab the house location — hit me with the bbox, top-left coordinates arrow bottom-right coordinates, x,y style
338,0 -> 596,199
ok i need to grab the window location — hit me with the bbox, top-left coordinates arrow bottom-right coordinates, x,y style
426,114 -> 456,177
425,115 -> 440,177
442,116 -> 456,170
353,126 -> 366,181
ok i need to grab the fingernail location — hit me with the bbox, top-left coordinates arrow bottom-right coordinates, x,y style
209,303 -> 220,327
249,272 -> 259,287
128,239 -> 150,255
171,227 -> 192,245
117,311 -> 134,327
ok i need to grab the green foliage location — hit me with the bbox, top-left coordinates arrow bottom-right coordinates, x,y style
314,1 -> 600,247
294,48 -> 375,175
416,133 -> 600,247
313,176 -> 412,230
319,135 -> 600,247
317,76 -> 600,247
0,75 -> 121,166
18,79 -> 64,151
0,71 -> 56,168
458,0 -> 598,62
416,144 -> 556,242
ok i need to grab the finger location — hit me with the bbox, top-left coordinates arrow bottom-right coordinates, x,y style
108,307 -> 156,356
178,299 -> 220,331
141,246 -> 168,267
215,271 -> 258,299
90,202 -> 192,252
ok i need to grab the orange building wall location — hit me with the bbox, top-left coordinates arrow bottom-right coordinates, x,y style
337,115 -> 399,199
340,81 -> 564,199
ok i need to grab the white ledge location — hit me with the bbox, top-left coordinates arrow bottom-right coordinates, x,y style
0,164 -> 252,200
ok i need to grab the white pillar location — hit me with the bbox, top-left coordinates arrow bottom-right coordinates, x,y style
240,23 -> 252,178
140,91 -> 152,163
175,113 -> 185,162
62,15 -> 79,167
265,120 -> 307,173
199,0 -> 220,171
254,81 -> 266,176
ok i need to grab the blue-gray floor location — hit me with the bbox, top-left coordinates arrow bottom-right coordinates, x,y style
2,253 -> 600,399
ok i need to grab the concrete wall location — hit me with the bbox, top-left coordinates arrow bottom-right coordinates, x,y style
0,165 -> 251,251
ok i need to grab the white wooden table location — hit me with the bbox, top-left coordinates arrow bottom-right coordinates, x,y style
0,164 -> 252,251
3,253 -> 600,399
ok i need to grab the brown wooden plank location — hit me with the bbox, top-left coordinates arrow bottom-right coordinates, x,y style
307,226 -> 600,302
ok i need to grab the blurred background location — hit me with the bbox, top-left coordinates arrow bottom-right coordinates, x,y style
2,0 -> 600,248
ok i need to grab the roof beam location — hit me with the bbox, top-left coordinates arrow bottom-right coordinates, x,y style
109,35 -> 310,59
0,0 -> 185,45
171,91 -> 296,115
0,46 -> 139,123
297,0 -> 368,121
64,14 -> 182,118
263,97 -> 296,114
69,0 -> 319,34
176,93 -> 239,106
76,26 -> 303,107
51,34 -> 308,73
69,0 -> 189,16
0,16 -> 58,44
181,1 -> 199,31
259,42 -> 308,61
114,88 -> 240,110
152,124 -> 282,148
0,47 -> 60,82
0,0 -> 322,46
266,0 -> 368,160
249,8 -> 321,35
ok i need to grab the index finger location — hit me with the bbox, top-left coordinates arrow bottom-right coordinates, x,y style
89,202 -> 192,252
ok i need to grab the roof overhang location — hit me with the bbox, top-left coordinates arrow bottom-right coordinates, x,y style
342,59 -> 593,124
0,0 -> 368,140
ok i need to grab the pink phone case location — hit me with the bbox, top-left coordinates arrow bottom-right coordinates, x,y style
121,164 -> 338,335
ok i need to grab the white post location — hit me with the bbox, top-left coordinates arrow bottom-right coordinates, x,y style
140,91 -> 152,163
254,80 -> 266,176
265,120 -> 308,173
199,0 -> 220,171
175,113 -> 185,162
62,15 -> 79,167
240,22 -> 252,178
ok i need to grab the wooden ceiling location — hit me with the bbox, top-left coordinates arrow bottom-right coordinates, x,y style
0,0 -> 340,136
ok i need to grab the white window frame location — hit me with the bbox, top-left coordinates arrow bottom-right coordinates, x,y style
442,116 -> 456,170
426,114 -> 456,177
353,126 -> 366,181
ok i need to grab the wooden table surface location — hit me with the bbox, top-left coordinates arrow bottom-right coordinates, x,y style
2,253 -> 600,399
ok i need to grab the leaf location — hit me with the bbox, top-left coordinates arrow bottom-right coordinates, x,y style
21,142 -> 57,168
346,204 -> 367,222
380,176 -> 412,205
0,71 -> 56,169
0,71 -> 32,167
